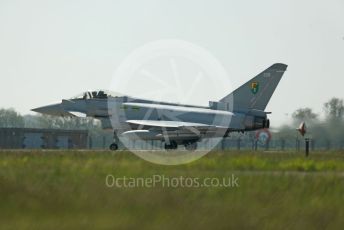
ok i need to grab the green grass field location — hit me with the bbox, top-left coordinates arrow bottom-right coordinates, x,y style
1,150 -> 344,230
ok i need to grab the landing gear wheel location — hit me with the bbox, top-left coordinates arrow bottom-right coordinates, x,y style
109,143 -> 118,151
164,140 -> 178,150
184,142 -> 197,151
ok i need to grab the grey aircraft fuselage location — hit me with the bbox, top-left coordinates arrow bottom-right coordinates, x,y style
32,63 -> 287,150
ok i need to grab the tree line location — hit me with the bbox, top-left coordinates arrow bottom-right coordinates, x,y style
277,97 -> 344,149
0,109 -> 100,130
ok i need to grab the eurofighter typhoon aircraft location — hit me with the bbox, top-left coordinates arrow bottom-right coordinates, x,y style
32,63 -> 287,150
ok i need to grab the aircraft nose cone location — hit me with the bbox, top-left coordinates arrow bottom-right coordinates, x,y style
32,103 -> 67,116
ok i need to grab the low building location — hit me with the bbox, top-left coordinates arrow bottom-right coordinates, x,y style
0,128 -> 88,149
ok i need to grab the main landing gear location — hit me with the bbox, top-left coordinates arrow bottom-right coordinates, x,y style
164,140 -> 198,151
184,142 -> 197,151
164,140 -> 178,150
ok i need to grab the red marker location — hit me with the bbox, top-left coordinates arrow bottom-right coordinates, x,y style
297,122 -> 306,137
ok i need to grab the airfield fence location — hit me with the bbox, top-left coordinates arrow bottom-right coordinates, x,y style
88,134 -> 344,151
1,128 -> 343,151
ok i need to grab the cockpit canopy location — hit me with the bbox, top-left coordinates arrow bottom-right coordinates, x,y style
71,90 -> 123,100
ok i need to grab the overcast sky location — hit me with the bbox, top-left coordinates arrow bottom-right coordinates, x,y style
0,0 -> 343,126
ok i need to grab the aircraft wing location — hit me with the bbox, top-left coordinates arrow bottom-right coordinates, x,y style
126,120 -> 227,133
68,111 -> 87,118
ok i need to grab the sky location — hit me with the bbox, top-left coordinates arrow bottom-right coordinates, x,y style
0,0 -> 343,126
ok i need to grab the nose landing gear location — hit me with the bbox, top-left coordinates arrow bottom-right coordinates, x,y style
109,143 -> 118,150
109,130 -> 119,151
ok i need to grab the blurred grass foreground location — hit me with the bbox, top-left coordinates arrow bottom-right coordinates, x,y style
1,150 -> 344,229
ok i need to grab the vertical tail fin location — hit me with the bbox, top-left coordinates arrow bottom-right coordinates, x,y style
220,63 -> 287,111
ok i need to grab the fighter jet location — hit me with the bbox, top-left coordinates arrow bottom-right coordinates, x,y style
32,63 -> 287,150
